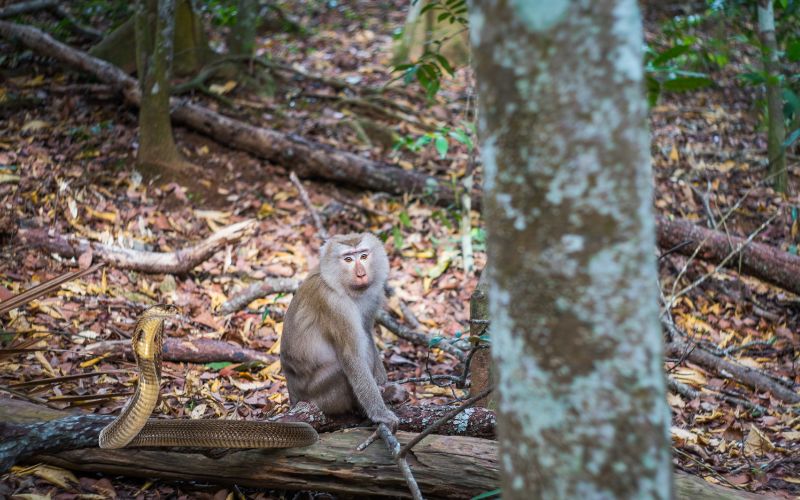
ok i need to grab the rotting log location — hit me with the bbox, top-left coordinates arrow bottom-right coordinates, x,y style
0,21 -> 464,207
657,216 -> 800,296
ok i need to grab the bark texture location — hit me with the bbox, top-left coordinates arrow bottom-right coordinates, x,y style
468,272 -> 494,408
470,1 -> 672,498
135,0 -> 181,170
757,0 -> 787,192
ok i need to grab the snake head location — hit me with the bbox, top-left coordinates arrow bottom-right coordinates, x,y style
132,304 -> 179,363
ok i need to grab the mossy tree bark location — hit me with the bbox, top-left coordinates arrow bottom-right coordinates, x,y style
227,0 -> 259,57
90,0 -> 211,76
134,0 -> 182,172
758,0 -> 788,193
470,1 -> 673,498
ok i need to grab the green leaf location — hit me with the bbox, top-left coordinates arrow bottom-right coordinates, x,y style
437,11 -> 451,22
393,226 -> 404,249
651,44 -> 691,66
434,135 -> 449,158
399,211 -> 412,228
435,53 -> 455,76
662,76 -> 712,92
449,128 -> 472,148
783,127 -> 800,148
788,40 -> 800,62
472,489 -> 501,500
428,335 -> 443,348
205,361 -> 233,371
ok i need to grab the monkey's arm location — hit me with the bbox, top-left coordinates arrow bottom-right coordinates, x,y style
369,333 -> 388,384
339,347 -> 398,431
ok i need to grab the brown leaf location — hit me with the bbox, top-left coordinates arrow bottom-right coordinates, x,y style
77,250 -> 93,270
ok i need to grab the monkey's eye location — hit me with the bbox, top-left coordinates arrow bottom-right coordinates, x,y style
360,253 -> 368,260
344,256 -> 353,263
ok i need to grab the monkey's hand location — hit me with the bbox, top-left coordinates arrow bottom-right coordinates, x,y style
369,408 -> 399,432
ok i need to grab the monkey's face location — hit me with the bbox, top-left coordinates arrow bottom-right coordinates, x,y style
341,248 -> 373,290
320,233 -> 389,296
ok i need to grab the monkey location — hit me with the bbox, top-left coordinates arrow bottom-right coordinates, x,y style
280,232 -> 399,430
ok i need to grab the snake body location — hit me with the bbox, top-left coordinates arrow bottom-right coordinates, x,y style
98,305 -> 318,449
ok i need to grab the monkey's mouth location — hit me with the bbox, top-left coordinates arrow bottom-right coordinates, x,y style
351,281 -> 371,290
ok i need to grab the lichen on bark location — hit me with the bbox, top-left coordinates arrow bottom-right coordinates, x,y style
469,0 -> 673,497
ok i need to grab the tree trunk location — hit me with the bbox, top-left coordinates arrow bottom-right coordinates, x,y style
468,272 -> 494,408
135,0 -> 182,171
470,1 -> 673,498
758,0 -> 787,192
227,0 -> 259,57
90,0 -> 211,76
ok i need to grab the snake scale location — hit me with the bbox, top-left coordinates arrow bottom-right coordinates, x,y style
98,305 -> 318,449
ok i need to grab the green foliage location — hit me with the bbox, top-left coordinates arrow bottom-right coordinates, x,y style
644,43 -> 713,105
73,0 -> 133,28
472,488 -> 501,500
197,0 -> 238,26
393,125 -> 474,159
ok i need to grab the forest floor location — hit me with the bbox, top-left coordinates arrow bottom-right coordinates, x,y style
0,1 -> 798,498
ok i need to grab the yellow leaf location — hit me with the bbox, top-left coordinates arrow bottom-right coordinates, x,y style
259,360 -> 282,381
21,119 -> 49,132
209,80 -> 237,95
669,145 -> 680,162
670,426 -> 698,445
12,464 -> 77,489
695,410 -> 724,424
783,477 -> 800,484
34,351 -> 57,378
258,202 -> 274,218
672,367 -> 707,388
80,353 -> 109,368
744,424 -> 774,456
0,173 -> 20,184
85,206 -> 117,223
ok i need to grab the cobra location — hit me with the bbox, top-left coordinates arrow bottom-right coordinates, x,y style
98,305 -> 318,449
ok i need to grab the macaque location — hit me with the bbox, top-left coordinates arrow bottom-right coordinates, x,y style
280,233 -> 399,430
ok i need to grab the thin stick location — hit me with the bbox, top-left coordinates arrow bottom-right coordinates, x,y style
398,386 -> 493,459
666,377 -> 768,415
664,211 -> 779,313
377,423 -> 424,500
289,171 -> 329,240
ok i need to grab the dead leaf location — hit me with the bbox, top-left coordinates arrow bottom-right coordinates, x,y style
78,250 -> 94,270
21,119 -> 49,132
744,424 -> 774,456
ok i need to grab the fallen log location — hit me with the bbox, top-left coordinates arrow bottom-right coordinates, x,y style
83,337 -> 277,364
0,21 -> 463,207
657,216 -> 800,296
0,399 -> 765,499
666,340 -> 800,404
17,220 -> 255,274
0,397 -> 497,472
